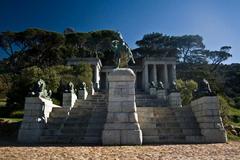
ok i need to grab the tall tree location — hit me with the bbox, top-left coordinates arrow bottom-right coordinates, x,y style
206,46 -> 232,71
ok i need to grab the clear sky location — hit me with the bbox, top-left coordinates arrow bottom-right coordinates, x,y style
0,0 -> 239,64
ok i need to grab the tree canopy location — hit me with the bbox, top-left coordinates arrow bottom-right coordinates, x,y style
135,32 -> 231,67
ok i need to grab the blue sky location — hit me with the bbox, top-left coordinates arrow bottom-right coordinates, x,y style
0,0 -> 239,64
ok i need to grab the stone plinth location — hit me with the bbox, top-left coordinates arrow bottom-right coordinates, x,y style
149,87 -> 157,95
102,68 -> 142,145
18,97 -> 60,143
62,92 -> 77,108
157,89 -> 166,100
168,92 -> 182,107
78,89 -> 88,100
190,96 -> 227,143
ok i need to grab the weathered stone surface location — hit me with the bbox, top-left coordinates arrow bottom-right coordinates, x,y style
102,68 -> 142,145
62,92 -> 77,108
121,130 -> 142,145
102,130 -> 120,145
168,92 -> 182,107
18,96 -> 61,143
190,96 -> 227,143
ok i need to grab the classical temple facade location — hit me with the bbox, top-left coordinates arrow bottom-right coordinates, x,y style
66,56 -> 176,92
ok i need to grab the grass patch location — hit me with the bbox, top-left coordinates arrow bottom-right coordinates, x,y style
9,110 -> 24,118
0,118 -> 23,123
227,132 -> 240,141
229,107 -> 240,116
0,98 -> 6,107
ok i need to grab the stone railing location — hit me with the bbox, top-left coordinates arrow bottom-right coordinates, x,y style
18,97 -> 61,143
190,96 -> 227,143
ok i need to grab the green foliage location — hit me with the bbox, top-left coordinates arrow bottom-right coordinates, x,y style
218,95 -> 230,124
0,29 -> 120,72
135,32 -> 231,65
176,79 -> 198,105
6,64 -> 92,108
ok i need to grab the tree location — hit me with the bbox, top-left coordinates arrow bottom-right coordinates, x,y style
174,35 -> 205,62
135,33 -> 205,61
206,46 -> 232,71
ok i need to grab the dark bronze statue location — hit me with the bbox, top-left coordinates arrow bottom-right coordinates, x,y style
157,81 -> 164,90
195,79 -> 215,97
112,32 -> 135,68
149,81 -> 157,88
64,82 -> 75,93
30,79 -> 51,99
79,82 -> 86,90
169,81 -> 178,92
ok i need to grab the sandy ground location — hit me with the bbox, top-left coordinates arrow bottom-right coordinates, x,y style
0,142 -> 240,160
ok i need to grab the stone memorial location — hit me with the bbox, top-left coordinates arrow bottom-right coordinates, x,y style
102,68 -> 142,145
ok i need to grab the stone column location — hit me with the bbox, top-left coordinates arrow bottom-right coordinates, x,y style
164,64 -> 168,89
153,64 -> 157,83
144,64 -> 149,92
171,64 -> 176,82
102,68 -> 142,145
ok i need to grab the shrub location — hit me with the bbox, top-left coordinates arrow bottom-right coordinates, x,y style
218,95 -> 230,124
176,79 -> 198,105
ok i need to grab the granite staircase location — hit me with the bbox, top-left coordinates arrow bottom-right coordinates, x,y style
40,92 -> 107,144
138,107 -> 204,144
136,91 -> 166,107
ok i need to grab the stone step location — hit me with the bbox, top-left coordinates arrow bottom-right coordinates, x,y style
42,129 -> 60,136
185,136 -> 205,143
143,135 -> 186,144
47,117 -> 66,124
182,129 -> 202,136
61,128 -> 103,136
50,108 -> 69,118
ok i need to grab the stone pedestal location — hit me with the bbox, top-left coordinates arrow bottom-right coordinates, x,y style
149,87 -> 157,95
102,68 -> 142,145
168,92 -> 182,107
78,89 -> 88,100
18,97 -> 59,143
157,89 -> 166,100
62,92 -> 77,108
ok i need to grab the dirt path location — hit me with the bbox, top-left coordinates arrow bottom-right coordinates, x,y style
0,142 -> 240,160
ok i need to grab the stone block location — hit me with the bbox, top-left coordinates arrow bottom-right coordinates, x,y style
24,104 -> 42,110
121,101 -> 136,112
104,123 -> 140,130
106,113 -> 129,123
142,128 -> 158,136
201,129 -> 227,143
25,97 -> 43,104
129,113 -> 138,122
149,88 -> 157,95
199,122 -> 215,129
102,130 -> 120,145
108,101 -> 122,112
121,130 -> 142,145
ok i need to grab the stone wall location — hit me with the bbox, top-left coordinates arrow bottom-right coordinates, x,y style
190,96 -> 227,143
18,97 -> 60,143
102,68 -> 142,145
